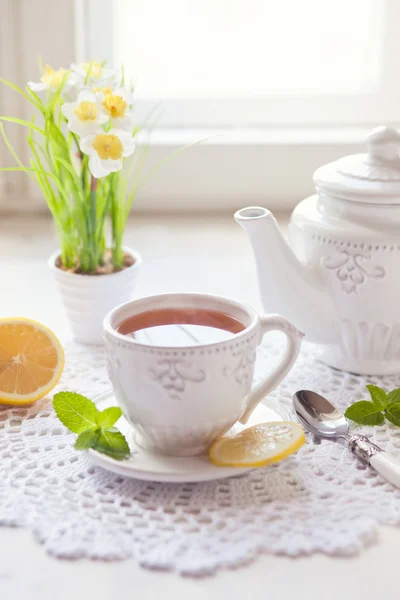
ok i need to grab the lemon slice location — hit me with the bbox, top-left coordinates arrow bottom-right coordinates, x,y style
0,317 -> 64,405
209,421 -> 305,467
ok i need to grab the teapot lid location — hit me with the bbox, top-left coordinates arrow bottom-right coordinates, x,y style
313,126 -> 400,204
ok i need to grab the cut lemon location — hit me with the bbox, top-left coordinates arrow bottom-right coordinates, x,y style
0,318 -> 64,405
209,422 -> 305,467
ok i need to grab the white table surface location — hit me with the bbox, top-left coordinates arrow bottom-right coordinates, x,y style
1,214 -> 399,600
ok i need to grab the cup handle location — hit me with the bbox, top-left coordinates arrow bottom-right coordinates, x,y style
239,314 -> 304,424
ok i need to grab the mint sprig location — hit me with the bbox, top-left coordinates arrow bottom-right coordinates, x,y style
345,384 -> 400,427
53,391 -> 130,461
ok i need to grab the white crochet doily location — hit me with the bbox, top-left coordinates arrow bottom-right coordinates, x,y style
1,336 -> 400,576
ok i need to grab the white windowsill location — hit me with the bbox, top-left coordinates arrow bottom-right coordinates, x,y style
3,127 -> 377,215
137,126 -> 381,147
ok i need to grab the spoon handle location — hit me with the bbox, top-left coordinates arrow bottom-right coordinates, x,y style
369,453 -> 400,489
349,435 -> 400,489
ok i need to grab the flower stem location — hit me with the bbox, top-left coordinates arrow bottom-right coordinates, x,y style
89,177 -> 98,271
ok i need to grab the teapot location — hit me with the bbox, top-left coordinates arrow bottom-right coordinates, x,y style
235,126 -> 400,375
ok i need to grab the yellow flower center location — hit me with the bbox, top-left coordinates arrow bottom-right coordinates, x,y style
74,101 -> 98,122
102,93 -> 127,119
93,86 -> 112,95
41,65 -> 66,89
83,61 -> 103,79
93,134 -> 123,160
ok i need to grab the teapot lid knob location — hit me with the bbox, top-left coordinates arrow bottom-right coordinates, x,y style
366,126 -> 400,162
313,125 -> 400,205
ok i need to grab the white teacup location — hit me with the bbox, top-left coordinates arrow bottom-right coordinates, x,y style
104,293 -> 303,457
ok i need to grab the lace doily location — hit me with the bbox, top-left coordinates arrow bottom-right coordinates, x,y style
1,336 -> 400,576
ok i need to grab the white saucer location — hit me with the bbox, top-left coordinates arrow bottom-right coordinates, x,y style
88,394 -> 291,483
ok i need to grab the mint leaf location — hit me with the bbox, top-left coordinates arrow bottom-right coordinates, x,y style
385,404 -> 400,427
366,384 -> 387,410
344,401 -> 384,426
97,406 -> 122,429
53,392 -> 100,434
386,388 -> 400,407
94,429 -> 130,461
74,428 -> 101,450
53,391 -> 130,461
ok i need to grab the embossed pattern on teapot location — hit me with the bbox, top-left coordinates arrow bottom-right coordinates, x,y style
235,126 -> 400,375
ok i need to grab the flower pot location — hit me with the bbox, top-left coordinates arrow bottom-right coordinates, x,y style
48,247 -> 142,345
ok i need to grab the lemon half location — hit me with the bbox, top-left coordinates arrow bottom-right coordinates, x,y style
0,317 -> 64,405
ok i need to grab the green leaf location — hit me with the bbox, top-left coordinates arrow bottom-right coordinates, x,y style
385,404 -> 400,427
53,391 -> 100,434
74,428 -> 101,450
94,429 -> 130,461
366,384 -> 387,410
97,406 -> 122,428
386,388 -> 400,407
344,401 -> 385,426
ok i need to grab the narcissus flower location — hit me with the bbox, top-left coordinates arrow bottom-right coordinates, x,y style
92,85 -> 113,101
100,88 -> 134,130
61,89 -> 108,136
80,129 -> 135,178
28,65 -> 77,92
72,61 -> 115,87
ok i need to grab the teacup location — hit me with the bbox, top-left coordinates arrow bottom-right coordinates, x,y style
104,293 -> 303,457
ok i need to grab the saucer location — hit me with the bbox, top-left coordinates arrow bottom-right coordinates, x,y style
88,393 -> 291,483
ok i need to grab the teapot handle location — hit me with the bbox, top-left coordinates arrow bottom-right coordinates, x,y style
239,315 -> 304,424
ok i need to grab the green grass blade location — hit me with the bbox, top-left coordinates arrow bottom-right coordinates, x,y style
0,116 -> 45,135
0,123 -> 26,170
0,77 -> 42,110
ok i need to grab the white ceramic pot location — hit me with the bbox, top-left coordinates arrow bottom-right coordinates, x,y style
48,247 -> 142,345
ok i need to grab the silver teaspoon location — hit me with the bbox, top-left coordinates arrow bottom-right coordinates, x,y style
293,389 -> 400,489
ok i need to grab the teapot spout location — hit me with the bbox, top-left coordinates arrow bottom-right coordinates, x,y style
234,207 -> 336,343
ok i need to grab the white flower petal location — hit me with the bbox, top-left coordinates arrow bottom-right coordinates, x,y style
70,64 -> 86,79
66,116 -> 81,135
122,142 -> 135,158
94,90 -> 105,103
113,87 -> 130,103
84,122 -> 104,135
102,68 -> 117,80
102,158 -> 122,173
77,88 -> 96,103
80,135 -> 97,156
98,112 -> 109,125
89,155 -> 109,178
99,106 -> 110,120
27,81 -> 47,92
61,102 -> 76,120
68,117 -> 102,137
109,128 -> 132,144
111,113 -> 134,131
67,73 -> 79,86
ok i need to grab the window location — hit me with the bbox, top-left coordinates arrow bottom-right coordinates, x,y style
2,0 -> 400,213
104,0 -> 396,127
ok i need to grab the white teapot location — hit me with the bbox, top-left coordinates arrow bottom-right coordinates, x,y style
235,126 -> 400,375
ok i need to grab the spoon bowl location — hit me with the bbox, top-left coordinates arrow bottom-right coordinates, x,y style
292,389 -> 400,489
293,389 -> 349,439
